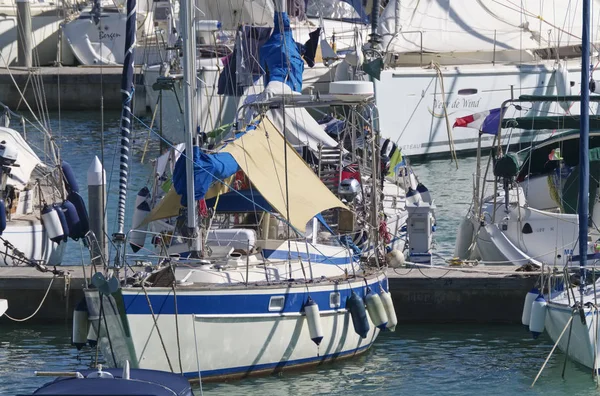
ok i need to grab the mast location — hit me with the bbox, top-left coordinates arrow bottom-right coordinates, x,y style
114,0 -> 136,250
369,0 -> 381,46
578,0 -> 590,300
180,0 -> 200,255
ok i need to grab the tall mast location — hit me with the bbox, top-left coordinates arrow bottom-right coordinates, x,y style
180,0 -> 200,254
114,0 -> 136,246
578,0 -> 590,300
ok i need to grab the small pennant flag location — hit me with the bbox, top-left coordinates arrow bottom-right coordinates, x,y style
548,148 -> 563,161
453,108 -> 502,135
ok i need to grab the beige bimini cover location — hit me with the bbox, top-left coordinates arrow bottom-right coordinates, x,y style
143,117 -> 347,232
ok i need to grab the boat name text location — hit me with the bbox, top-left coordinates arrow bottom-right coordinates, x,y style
99,31 -> 121,40
432,97 -> 482,110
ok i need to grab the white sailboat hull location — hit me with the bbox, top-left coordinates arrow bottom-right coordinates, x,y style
373,63 -> 586,158
546,301 -> 598,370
85,273 -> 386,379
0,221 -> 65,266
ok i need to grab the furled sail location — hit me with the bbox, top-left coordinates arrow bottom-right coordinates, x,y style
115,0 -> 136,235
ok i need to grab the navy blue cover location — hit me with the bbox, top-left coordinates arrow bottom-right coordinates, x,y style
31,368 -> 193,396
172,146 -> 238,207
204,188 -> 273,213
61,160 -> 79,193
66,191 -> 90,240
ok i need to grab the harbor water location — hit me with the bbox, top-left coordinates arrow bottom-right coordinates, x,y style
0,111 -> 594,394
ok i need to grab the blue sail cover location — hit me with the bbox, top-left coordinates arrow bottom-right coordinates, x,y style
259,12 -> 304,92
173,147 -> 239,206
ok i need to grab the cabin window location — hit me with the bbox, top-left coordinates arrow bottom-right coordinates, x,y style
522,223 -> 533,234
330,292 -> 341,308
458,88 -> 478,95
268,296 -> 285,312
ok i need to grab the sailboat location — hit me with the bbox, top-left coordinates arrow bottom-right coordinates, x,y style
78,0 -> 397,381
333,0 -> 600,158
142,0 -> 372,145
516,0 -> 600,375
62,0 -> 172,65
0,105 -> 88,267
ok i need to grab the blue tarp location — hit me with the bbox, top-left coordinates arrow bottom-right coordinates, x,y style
259,12 -> 304,92
173,146 -> 239,207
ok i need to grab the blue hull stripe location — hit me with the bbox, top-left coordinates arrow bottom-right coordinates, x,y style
177,249 -> 353,264
262,249 -> 352,265
123,279 -> 389,315
182,343 -> 372,379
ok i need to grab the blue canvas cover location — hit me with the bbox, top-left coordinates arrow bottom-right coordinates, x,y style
259,12 -> 304,92
31,368 -> 193,396
173,146 -> 239,206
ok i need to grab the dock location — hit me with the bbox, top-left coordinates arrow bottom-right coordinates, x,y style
0,66 -> 143,112
387,265 -> 537,323
0,265 -> 538,324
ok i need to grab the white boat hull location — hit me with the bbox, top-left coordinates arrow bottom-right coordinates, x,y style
372,63 -> 588,158
546,302 -> 598,370
0,221 -> 65,266
85,273 -> 387,379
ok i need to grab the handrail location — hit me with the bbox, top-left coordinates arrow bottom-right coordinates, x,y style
519,94 -> 600,102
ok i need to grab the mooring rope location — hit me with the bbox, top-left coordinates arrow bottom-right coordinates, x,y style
4,276 -> 55,322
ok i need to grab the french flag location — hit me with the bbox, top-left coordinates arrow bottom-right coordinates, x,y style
453,108 -> 502,135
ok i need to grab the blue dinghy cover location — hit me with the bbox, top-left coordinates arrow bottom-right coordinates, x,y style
31,368 -> 193,395
173,146 -> 239,207
259,12 -> 304,92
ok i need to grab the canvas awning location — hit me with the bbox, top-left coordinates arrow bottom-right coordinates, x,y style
142,117 -> 346,232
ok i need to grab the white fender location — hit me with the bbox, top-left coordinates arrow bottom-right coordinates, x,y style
386,249 -> 405,268
42,205 -> 64,243
555,61 -> 572,112
72,302 -> 89,350
521,288 -> 539,326
529,295 -> 547,338
380,290 -> 398,331
365,290 -> 389,330
454,216 -> 475,260
304,297 -> 324,346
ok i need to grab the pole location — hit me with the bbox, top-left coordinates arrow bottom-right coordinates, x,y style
579,0 -> 590,300
180,0 -> 200,255
88,156 -> 108,267
16,0 -> 32,68
275,0 -> 286,13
